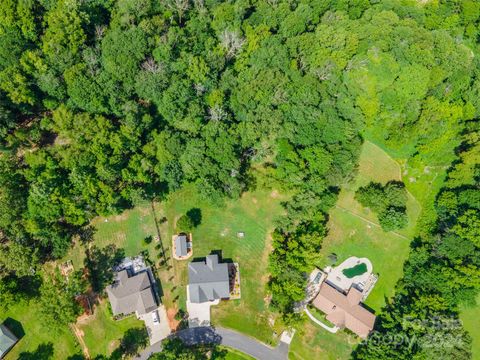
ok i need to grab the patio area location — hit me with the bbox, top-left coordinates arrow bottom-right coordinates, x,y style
325,256 -> 373,292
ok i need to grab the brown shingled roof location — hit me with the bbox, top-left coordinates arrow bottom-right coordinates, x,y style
312,282 -> 376,338
106,270 -> 157,316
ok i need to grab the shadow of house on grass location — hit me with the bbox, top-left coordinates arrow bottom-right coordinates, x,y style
3,317 -> 25,340
193,250 -> 233,265
210,250 -> 233,264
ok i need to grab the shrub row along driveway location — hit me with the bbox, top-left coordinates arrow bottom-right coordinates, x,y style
135,326 -> 290,360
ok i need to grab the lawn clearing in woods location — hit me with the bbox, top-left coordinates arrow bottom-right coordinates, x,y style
290,140 -> 422,359
157,184 -> 288,345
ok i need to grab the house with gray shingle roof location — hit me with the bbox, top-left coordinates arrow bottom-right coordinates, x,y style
0,324 -> 18,359
188,255 -> 230,303
106,269 -> 157,316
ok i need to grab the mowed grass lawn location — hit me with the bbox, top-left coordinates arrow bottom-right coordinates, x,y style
460,294 -> 480,360
52,203 -> 161,358
158,184 -> 287,345
58,184 -> 287,355
290,141 -> 422,360
78,301 -> 144,358
322,141 -> 421,311
289,323 -> 359,360
0,301 -> 80,359
65,204 -> 159,270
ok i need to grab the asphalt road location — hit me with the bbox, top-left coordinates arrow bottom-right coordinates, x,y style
135,326 -> 289,360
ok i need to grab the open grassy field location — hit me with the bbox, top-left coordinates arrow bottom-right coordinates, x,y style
52,183 -> 287,357
460,295 -> 480,360
290,140 -> 422,359
65,204 -> 159,270
0,301 -> 80,359
289,321 -> 359,360
157,184 -> 288,345
78,301 -> 144,358
321,141 -> 420,310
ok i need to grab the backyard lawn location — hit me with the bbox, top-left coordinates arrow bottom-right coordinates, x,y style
289,321 -> 358,360
290,140 -> 422,359
320,141 -> 420,311
78,301 -> 144,358
157,184 -> 288,345
0,204 -> 160,360
0,300 -> 80,359
64,204 -> 159,270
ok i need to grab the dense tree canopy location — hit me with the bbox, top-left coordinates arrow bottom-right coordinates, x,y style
355,181 -> 408,231
0,0 -> 479,358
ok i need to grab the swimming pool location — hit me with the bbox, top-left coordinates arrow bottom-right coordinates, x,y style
342,263 -> 368,278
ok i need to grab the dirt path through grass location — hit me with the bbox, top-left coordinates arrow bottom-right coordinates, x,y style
71,324 -> 91,359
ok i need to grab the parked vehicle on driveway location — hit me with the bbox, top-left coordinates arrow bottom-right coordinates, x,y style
152,310 -> 160,325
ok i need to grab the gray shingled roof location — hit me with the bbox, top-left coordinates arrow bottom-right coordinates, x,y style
106,270 -> 157,315
0,324 -> 17,358
175,235 -> 188,257
188,255 -> 230,303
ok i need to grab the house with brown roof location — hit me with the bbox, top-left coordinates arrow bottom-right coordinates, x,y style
312,282 -> 376,339
106,269 -> 157,316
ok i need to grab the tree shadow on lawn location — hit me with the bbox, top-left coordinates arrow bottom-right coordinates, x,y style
17,343 -> 54,360
186,208 -> 202,227
109,327 -> 149,360
66,355 -> 86,360
78,225 -> 97,245
84,245 -> 125,293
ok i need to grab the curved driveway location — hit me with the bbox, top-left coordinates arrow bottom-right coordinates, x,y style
135,326 -> 289,360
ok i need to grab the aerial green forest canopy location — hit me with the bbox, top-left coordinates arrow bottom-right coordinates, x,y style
0,0 -> 479,358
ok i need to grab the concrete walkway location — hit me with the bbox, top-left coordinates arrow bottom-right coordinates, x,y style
304,308 -> 339,333
135,326 -> 290,360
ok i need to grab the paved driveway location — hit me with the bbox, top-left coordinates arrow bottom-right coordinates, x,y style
135,326 -> 291,360
186,287 -> 220,327
215,327 -> 289,360
138,305 -> 171,345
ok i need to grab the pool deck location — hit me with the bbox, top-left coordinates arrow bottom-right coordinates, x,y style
325,256 -> 373,293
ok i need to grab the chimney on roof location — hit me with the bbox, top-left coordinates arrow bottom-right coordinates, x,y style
206,255 -> 216,270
